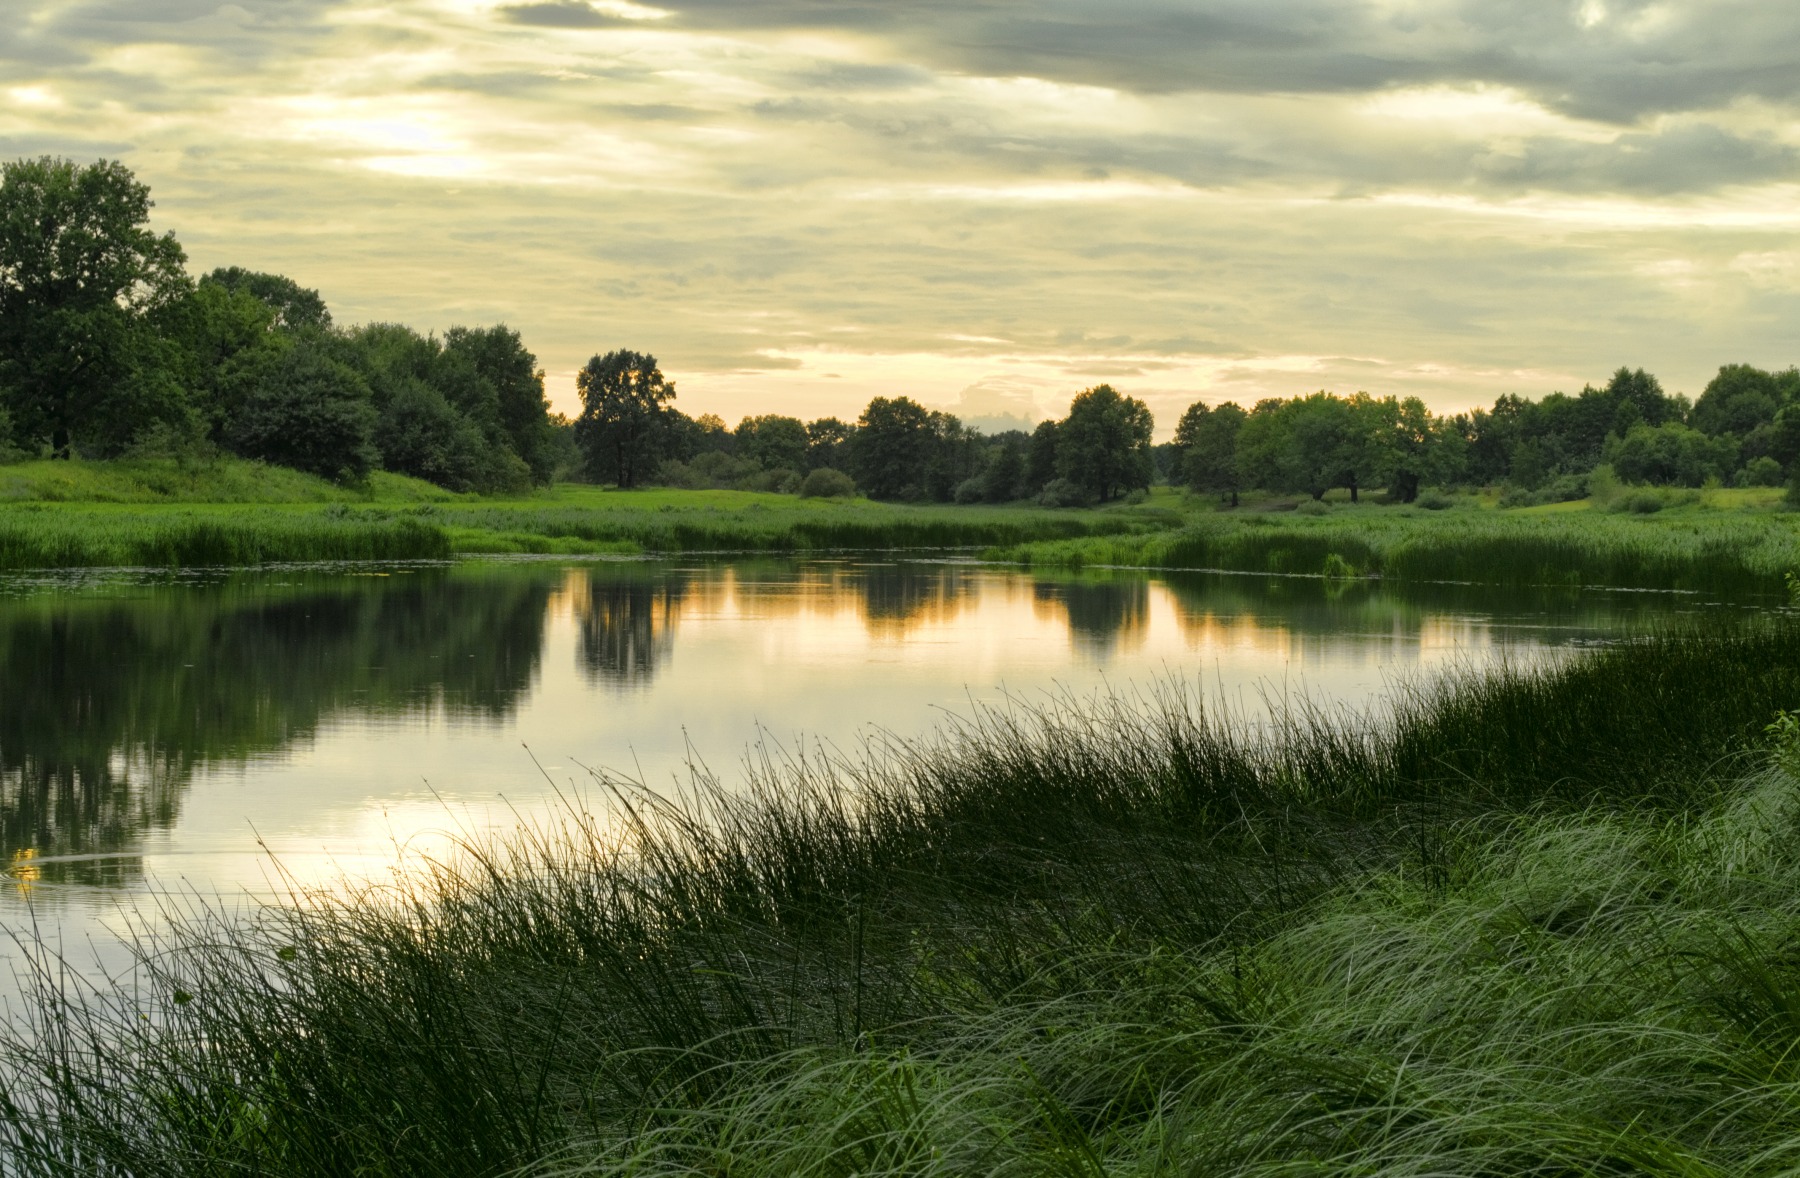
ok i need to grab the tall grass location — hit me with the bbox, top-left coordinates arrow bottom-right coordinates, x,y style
0,494 -> 1156,570
0,506 -> 452,569
991,508 -> 1800,597
433,495 -> 1154,556
2,626 -> 1799,1174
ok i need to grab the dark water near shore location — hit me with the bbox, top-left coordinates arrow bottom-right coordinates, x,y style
0,556 -> 1766,986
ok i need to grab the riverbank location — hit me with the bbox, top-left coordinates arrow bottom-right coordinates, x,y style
4,625 -> 1799,1174
987,491 -> 1800,597
5,458 -> 1798,599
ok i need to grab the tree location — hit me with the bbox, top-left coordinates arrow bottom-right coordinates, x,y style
852,396 -> 938,499
444,324 -> 556,484
160,279 -> 283,446
204,267 -> 331,333
1055,384 -> 1153,501
1023,419 -> 1060,496
232,343 -> 377,481
980,433 -> 1026,501
575,349 -> 676,488
804,417 -> 853,472
1691,364 -> 1783,438
735,414 -> 809,473
0,157 -> 192,457
1173,400 -> 1246,505
1604,422 -> 1736,487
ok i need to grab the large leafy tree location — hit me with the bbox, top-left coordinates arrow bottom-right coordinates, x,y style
575,349 -> 676,488
231,342 -> 377,481
444,324 -> 556,484
0,157 -> 192,456
204,267 -> 332,333
735,414 -> 809,473
1174,399 -> 1246,505
852,395 -> 940,499
1056,384 -> 1154,502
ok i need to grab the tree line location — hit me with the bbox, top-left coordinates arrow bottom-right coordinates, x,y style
573,349 -> 1155,504
8,158 -> 1794,507
1172,365 -> 1800,508
0,157 -> 562,489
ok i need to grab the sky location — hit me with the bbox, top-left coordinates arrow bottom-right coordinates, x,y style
6,1 -> 1800,433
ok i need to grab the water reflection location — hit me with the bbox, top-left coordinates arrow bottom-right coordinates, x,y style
0,566 -> 558,881
575,569 -> 688,688
0,558 -> 1750,889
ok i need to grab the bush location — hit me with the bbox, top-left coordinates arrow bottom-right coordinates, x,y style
1415,489 -> 1455,511
797,467 -> 856,499
1035,477 -> 1092,508
738,467 -> 800,494
232,347 -> 377,483
1293,497 -> 1331,515
1499,472 -> 1589,508
952,476 -> 985,505
1745,456 -> 1784,487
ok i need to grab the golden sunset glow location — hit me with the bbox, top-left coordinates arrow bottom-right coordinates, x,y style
7,0 -> 1800,431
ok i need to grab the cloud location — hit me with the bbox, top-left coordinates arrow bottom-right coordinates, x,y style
8,0 -> 1800,427
497,2 -> 626,28
641,0 -> 1800,122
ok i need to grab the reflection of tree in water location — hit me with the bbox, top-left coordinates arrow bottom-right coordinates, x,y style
0,567 -> 557,881
860,563 -> 977,636
1034,578 -> 1150,657
577,569 -> 689,688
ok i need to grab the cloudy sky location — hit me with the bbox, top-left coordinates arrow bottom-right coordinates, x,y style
7,0 -> 1800,431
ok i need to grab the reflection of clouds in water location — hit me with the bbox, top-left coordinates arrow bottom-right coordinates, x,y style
0,566 -> 557,873
0,559 -> 1739,900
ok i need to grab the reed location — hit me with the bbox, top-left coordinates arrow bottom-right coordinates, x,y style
0,506 -> 452,568
991,506 -> 1800,597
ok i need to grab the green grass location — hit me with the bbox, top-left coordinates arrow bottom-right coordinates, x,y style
0,482 -> 1163,570
990,498 -> 1800,597
0,457 -> 456,503
5,461 -> 1798,599
7,625 -> 1800,1174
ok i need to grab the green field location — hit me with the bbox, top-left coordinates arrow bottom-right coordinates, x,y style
4,457 -> 1799,600
8,625 -> 1800,1174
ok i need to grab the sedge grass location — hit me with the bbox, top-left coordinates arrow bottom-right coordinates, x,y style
2,626 -> 1800,1173
989,506 -> 1800,597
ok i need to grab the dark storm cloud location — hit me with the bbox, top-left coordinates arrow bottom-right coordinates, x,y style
642,0 -> 1800,122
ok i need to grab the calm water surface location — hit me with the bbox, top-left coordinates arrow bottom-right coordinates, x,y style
0,556 -> 1766,983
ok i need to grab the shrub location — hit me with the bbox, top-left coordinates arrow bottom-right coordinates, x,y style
232,347 -> 377,483
1294,498 -> 1331,515
1745,456 -> 1784,487
738,467 -> 800,494
1415,489 -> 1454,510
797,467 -> 855,499
1035,477 -> 1091,508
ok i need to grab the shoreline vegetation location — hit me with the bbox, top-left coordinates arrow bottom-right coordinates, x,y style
7,625 -> 1800,1173
2,456 -> 1797,599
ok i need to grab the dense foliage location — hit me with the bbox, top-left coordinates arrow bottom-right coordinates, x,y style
1172,365 -> 1800,506
0,157 -> 561,490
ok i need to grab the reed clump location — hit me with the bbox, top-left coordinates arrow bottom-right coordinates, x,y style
0,506 -> 452,569
992,509 -> 1800,596
4,627 -> 1800,1175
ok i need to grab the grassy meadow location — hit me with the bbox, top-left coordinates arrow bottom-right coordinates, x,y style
7,625 -> 1800,1174
3,458 -> 1799,601
0,458 -> 1162,570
